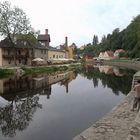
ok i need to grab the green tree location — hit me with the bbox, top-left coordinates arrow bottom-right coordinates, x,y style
92,35 -> 98,46
0,1 -> 35,64
0,1 -> 33,47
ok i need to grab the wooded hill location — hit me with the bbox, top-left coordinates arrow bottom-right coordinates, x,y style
77,14 -> 140,58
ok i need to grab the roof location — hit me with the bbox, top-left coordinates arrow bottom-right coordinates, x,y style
37,34 -> 50,42
83,52 -> 95,57
49,48 -> 65,52
105,51 -> 114,57
115,49 -> 125,53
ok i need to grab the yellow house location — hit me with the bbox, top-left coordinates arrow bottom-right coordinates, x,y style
48,48 -> 66,60
67,46 -> 73,59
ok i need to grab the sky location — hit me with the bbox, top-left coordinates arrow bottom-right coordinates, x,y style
2,0 -> 140,47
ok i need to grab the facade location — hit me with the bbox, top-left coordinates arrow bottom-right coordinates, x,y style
67,46 -> 73,59
79,45 -> 85,50
0,47 -> 33,66
0,29 -> 50,66
33,48 -> 48,64
104,51 -> 114,60
48,49 -> 65,60
0,46 -> 50,66
37,29 -> 50,48
0,29 -> 75,66
83,53 -> 95,62
99,52 -> 104,60
60,37 -> 74,59
99,51 -> 114,60
114,49 -> 125,58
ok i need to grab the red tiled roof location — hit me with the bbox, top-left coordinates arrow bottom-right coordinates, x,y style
115,49 -> 125,53
105,51 -> 114,57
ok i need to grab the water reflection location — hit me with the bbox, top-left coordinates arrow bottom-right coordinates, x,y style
0,71 -> 76,137
0,71 -> 76,100
81,64 -> 136,95
0,65 -> 136,139
0,96 -> 41,137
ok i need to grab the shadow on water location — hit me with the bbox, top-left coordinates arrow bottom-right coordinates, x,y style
0,65 -> 137,139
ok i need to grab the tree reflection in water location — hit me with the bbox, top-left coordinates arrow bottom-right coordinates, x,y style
0,71 -> 76,137
0,95 -> 42,137
0,68 -> 135,138
80,64 -> 136,95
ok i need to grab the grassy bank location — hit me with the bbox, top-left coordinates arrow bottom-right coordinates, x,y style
21,64 -> 81,75
0,69 -> 14,78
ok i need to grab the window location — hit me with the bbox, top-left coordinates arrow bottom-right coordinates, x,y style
7,50 -> 10,55
8,59 -> 11,64
53,55 -> 55,58
24,41 -> 27,46
18,50 -> 21,55
19,59 -> 21,64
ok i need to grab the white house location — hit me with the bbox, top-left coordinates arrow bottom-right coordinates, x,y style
114,49 -> 125,58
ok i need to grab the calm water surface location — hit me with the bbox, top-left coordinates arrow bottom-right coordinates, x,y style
0,65 -> 136,140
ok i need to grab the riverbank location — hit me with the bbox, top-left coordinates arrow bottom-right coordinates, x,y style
73,90 -> 140,140
104,59 -> 140,70
73,67 -> 140,140
0,63 -> 81,77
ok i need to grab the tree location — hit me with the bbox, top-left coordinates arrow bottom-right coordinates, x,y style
92,35 -> 98,46
0,1 -> 33,47
0,1 -> 36,64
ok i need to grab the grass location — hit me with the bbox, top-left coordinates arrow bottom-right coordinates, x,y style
22,66 -> 69,75
0,69 -> 14,78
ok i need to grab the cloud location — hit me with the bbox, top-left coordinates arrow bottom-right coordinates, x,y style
2,0 -> 140,46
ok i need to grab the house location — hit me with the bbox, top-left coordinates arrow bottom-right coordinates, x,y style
0,29 -> 74,66
37,29 -> 50,48
103,51 -> 114,60
114,49 -> 125,58
60,36 -> 74,59
48,48 -> 65,60
79,45 -> 85,50
67,45 -> 74,59
83,52 -> 95,62
0,39 -> 50,66
99,52 -> 104,60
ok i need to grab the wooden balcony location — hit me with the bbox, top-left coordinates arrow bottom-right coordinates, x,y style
2,54 -> 14,59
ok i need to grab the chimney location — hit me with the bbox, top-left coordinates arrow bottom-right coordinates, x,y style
65,36 -> 68,48
45,29 -> 48,35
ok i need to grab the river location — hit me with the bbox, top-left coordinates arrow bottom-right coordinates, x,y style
0,65 -> 136,140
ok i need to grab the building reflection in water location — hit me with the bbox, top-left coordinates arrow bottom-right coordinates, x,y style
83,64 -> 135,95
0,71 -> 76,137
98,65 -> 124,76
0,71 -> 76,100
